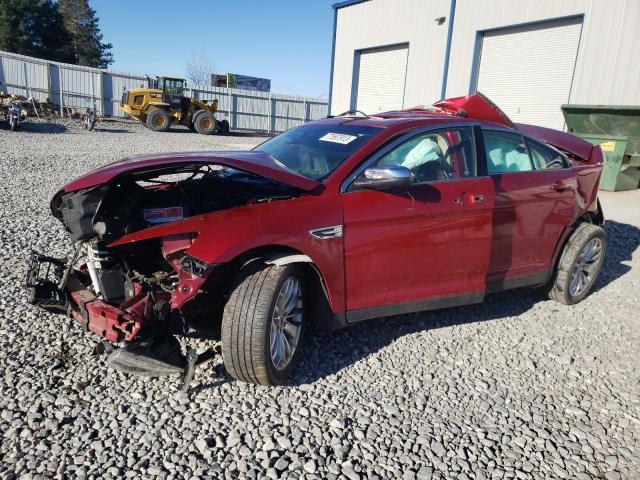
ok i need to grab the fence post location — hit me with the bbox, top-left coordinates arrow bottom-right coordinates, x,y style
58,67 -> 64,117
267,94 -> 272,133
303,99 -> 307,125
228,88 -> 233,129
98,71 -> 104,115
47,62 -> 52,102
22,61 -> 27,97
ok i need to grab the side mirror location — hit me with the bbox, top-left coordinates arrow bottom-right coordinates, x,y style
352,165 -> 414,190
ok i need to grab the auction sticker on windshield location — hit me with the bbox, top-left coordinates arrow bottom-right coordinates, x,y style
319,133 -> 358,144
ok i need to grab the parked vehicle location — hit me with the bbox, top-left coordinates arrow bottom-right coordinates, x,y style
119,76 -> 228,135
26,94 -> 605,385
7,102 -> 23,131
83,104 -> 96,131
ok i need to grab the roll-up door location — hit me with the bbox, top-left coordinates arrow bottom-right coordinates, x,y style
354,45 -> 408,114
476,18 -> 582,130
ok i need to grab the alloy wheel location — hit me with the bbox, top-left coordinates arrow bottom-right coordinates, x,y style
270,276 -> 303,371
569,237 -> 603,296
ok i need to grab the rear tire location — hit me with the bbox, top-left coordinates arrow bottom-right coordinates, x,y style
548,223 -> 606,305
217,119 -> 230,134
221,262 -> 306,385
194,111 -> 216,135
146,109 -> 171,132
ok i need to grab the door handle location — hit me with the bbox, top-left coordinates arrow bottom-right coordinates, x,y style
550,180 -> 570,191
456,193 -> 486,205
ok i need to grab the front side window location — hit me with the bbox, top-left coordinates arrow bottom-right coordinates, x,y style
527,139 -> 568,170
483,130 -> 534,174
372,127 -> 476,182
255,123 -> 379,180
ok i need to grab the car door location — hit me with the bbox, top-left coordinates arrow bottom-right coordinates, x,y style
482,129 -> 576,283
341,125 -> 495,321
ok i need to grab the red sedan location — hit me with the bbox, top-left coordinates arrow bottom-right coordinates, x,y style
27,94 -> 606,385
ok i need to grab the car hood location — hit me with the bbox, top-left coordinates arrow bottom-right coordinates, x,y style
59,151 -> 320,193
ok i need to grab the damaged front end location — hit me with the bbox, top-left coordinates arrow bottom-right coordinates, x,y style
26,153 -> 307,349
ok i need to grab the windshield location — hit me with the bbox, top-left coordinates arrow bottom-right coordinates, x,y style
255,123 -> 380,180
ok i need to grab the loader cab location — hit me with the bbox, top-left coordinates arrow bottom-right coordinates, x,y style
156,76 -> 187,110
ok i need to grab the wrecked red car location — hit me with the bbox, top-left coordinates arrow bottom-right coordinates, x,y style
27,94 -> 606,385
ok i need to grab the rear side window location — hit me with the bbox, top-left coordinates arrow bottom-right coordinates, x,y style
527,139 -> 568,169
373,127 -> 476,182
483,130 -> 534,174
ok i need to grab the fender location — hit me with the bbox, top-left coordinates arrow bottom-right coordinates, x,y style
109,193 -> 347,313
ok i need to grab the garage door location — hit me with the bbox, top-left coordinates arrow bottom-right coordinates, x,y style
354,45 -> 408,114
476,18 -> 582,130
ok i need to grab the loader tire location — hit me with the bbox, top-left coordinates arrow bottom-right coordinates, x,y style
221,261 -> 307,385
146,109 -> 171,132
217,119 -> 230,134
548,223 -> 606,305
194,111 -> 216,135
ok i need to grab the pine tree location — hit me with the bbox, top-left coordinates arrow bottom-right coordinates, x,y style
57,0 -> 113,68
0,0 -> 42,57
0,0 -> 74,63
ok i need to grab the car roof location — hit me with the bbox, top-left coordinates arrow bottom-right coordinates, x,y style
317,110 -> 510,130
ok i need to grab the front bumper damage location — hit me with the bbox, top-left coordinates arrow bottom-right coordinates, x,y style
25,248 -> 220,389
26,250 -> 177,343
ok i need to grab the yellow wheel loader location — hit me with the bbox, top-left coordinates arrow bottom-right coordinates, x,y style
119,76 -> 229,135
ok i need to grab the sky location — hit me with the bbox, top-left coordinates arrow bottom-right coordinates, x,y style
93,0 -> 336,99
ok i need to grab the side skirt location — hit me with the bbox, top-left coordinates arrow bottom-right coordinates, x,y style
334,291 -> 485,328
485,271 -> 551,294
331,271 -> 552,330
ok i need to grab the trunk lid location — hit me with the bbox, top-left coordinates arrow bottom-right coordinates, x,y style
60,151 -> 320,193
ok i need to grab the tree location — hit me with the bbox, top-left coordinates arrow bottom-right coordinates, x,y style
0,0 -> 72,62
0,0 -> 108,66
57,0 -> 112,68
185,50 -> 215,86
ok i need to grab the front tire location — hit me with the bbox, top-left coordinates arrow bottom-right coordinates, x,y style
221,262 -> 306,385
146,109 -> 171,132
549,223 -> 606,305
9,117 -> 17,131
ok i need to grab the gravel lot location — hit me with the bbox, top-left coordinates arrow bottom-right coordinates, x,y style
1,118 -> 639,480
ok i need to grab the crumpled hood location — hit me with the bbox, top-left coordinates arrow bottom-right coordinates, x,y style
59,150 -> 320,193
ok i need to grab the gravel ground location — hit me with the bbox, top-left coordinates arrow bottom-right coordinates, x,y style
1,118 -> 639,480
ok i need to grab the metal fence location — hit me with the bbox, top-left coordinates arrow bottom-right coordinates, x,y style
0,50 -> 328,132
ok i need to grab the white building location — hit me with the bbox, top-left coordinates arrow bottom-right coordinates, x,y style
328,0 -> 640,130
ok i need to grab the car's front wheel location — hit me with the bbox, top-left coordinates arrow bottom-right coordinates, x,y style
549,222 -> 606,305
221,262 -> 306,385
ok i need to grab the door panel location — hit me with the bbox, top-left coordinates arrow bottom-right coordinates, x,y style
488,169 -> 576,279
342,178 -> 494,312
482,130 -> 577,280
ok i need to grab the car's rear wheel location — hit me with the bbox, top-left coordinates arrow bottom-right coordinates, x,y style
221,262 -> 306,385
548,222 -> 606,305
146,109 -> 171,132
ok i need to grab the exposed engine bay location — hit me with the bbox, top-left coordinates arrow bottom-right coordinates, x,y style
27,162 -> 299,348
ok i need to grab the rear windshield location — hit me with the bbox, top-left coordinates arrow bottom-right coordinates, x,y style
255,123 -> 380,180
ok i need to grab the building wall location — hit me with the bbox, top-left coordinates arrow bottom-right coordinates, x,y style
446,0 -> 640,104
330,0 -> 450,115
331,0 -> 640,114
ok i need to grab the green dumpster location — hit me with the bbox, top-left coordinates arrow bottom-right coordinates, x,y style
561,104 -> 640,191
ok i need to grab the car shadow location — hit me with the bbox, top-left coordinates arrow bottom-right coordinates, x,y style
92,127 -> 132,133
0,121 -> 68,133
287,220 -> 639,386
